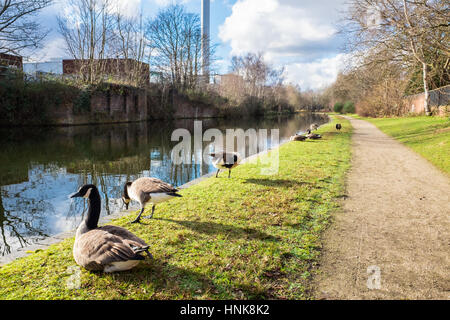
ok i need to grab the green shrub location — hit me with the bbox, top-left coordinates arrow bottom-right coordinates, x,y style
73,87 -> 92,114
334,102 -> 344,113
343,101 -> 355,114
0,71 -> 80,125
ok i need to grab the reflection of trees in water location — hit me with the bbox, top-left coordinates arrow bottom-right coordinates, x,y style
0,113 -> 329,256
0,187 -> 51,255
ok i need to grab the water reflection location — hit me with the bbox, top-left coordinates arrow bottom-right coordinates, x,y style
0,113 -> 328,256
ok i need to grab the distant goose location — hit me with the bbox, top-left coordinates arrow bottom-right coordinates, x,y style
310,123 -> 319,131
210,151 -> 242,178
336,123 -> 342,130
123,177 -> 182,223
306,129 -> 322,140
71,184 -> 152,272
290,134 -> 307,141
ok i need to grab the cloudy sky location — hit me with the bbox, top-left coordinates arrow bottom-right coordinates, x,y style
32,0 -> 348,90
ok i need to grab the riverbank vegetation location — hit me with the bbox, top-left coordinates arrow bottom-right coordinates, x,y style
1,2 -> 312,125
323,0 -> 449,117
0,71 -> 81,125
0,117 -> 352,299
360,116 -> 450,174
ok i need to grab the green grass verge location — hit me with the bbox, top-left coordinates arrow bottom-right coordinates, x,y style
360,116 -> 450,175
0,116 -> 352,299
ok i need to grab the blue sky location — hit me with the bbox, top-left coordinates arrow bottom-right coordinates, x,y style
32,0 -> 348,90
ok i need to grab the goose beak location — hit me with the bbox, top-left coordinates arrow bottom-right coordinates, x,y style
70,192 -> 82,198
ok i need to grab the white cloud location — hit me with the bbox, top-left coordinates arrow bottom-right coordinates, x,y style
219,0 -> 347,89
284,54 -> 347,90
219,0 -> 337,58
110,0 -> 142,17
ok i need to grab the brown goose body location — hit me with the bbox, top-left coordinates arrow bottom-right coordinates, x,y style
210,152 -> 241,178
290,134 -> 307,141
71,184 -> 151,272
306,129 -> 322,140
73,225 -> 149,272
123,177 -> 182,223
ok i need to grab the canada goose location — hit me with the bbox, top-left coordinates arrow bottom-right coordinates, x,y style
70,184 -> 152,272
210,151 -> 241,178
310,123 -> 319,131
336,123 -> 342,130
290,134 -> 307,141
123,177 -> 182,224
306,129 -> 322,139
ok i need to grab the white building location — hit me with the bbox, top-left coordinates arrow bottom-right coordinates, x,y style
23,58 -> 63,75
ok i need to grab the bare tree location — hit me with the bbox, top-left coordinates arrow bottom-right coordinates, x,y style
57,0 -> 115,84
145,4 -> 211,90
230,53 -> 269,98
0,0 -> 52,55
342,0 -> 449,115
111,9 -> 149,86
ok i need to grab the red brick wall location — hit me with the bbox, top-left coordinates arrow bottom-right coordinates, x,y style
0,53 -> 23,70
403,85 -> 450,115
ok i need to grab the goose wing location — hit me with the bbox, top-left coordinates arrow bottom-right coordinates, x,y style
133,177 -> 179,194
100,225 -> 148,247
74,228 -> 146,269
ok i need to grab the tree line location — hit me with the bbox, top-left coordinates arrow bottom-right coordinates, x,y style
1,0 -> 312,115
325,0 -> 449,117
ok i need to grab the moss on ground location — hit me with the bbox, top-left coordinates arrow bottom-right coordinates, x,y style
0,116 -> 352,299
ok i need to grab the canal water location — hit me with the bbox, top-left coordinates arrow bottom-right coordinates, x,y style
0,113 -> 328,256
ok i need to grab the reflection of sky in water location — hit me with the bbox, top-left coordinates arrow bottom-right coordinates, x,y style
0,114 -> 328,256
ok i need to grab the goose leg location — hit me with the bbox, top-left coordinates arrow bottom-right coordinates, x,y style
216,169 -> 220,178
228,169 -> 231,178
147,204 -> 155,219
145,249 -> 153,260
130,207 -> 145,223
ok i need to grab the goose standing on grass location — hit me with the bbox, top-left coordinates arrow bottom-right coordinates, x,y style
210,151 -> 241,178
336,123 -> 342,130
290,134 -> 307,141
71,184 -> 152,272
310,123 -> 319,131
306,129 -> 322,140
123,177 -> 182,224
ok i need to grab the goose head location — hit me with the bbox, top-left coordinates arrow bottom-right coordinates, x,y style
71,184 -> 101,233
71,184 -> 98,199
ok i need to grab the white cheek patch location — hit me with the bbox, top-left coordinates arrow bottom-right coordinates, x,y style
84,188 -> 92,198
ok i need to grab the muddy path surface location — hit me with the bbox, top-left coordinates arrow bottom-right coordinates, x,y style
314,117 -> 450,299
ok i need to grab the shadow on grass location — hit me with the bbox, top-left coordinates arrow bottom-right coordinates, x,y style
95,257 -> 267,299
155,218 -> 280,242
243,178 -> 312,188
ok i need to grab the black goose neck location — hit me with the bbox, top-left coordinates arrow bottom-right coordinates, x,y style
85,187 -> 101,230
123,182 -> 132,200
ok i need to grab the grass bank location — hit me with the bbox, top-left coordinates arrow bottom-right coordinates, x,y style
358,116 -> 450,175
0,117 -> 351,299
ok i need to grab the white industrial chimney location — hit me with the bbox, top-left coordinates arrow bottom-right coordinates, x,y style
201,0 -> 210,83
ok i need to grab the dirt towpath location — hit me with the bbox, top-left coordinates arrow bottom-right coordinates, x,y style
314,117 -> 450,299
